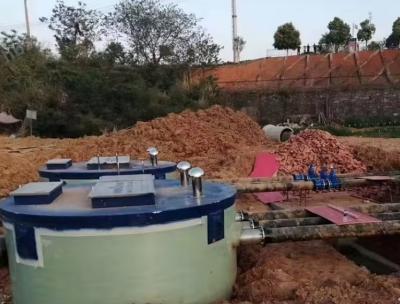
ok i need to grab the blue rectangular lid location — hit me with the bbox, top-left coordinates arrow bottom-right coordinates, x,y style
11,182 -> 63,197
46,159 -> 72,166
11,182 -> 64,205
89,175 -> 156,208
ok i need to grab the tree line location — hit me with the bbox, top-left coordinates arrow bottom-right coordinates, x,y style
273,17 -> 400,54
0,0 -> 220,137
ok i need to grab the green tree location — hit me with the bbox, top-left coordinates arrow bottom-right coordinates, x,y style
273,22 -> 301,55
367,41 -> 382,51
95,42 -> 127,65
40,0 -> 103,60
393,17 -> 400,37
105,0 -> 221,65
357,19 -> 376,48
385,18 -> 400,48
319,17 -> 351,52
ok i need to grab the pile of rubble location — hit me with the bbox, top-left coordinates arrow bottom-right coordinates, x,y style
276,130 -> 367,175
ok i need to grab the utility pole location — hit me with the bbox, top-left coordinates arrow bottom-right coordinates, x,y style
24,0 -> 31,47
231,0 -> 239,63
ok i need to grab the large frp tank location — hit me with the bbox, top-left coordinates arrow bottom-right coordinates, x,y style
0,175 -> 240,304
39,154 -> 177,182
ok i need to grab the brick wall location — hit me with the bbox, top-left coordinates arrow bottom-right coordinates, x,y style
220,87 -> 400,126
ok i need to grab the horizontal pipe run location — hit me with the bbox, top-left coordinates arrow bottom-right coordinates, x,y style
234,177 -> 394,194
211,171 -> 400,185
240,228 -> 265,245
261,217 -> 330,228
264,220 -> 400,243
374,212 -> 400,221
249,203 -> 400,221
209,176 -> 293,184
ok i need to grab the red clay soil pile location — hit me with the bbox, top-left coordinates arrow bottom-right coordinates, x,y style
227,241 -> 400,304
276,130 -> 366,174
62,106 -> 270,178
0,153 -> 38,197
0,106 -> 268,197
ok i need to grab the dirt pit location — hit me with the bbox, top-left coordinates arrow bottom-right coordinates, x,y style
227,241 -> 400,304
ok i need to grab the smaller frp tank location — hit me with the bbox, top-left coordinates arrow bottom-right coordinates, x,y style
39,152 -> 177,182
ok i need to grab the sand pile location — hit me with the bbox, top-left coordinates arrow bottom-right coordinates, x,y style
61,106 -> 270,179
276,130 -> 366,174
228,241 -> 400,304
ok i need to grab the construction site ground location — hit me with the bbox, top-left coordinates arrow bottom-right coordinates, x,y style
1,106 -> 400,304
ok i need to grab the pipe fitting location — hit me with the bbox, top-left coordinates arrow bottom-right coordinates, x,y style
188,167 -> 204,198
177,161 -> 192,187
235,211 -> 246,222
147,147 -> 159,167
240,227 -> 265,245
116,153 -> 120,175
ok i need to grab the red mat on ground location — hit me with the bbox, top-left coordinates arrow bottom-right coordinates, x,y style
250,153 -> 284,204
306,205 -> 381,226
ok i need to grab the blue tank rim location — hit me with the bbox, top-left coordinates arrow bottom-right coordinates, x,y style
38,161 -> 177,181
0,181 -> 236,230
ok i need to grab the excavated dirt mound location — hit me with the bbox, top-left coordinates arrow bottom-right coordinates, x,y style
0,106 -> 272,197
0,153 -> 38,197
276,130 -> 367,174
227,241 -> 400,304
60,106 -> 271,179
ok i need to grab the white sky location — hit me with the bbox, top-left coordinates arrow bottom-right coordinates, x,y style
0,0 -> 399,61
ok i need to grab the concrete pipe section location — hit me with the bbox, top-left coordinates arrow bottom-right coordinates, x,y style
262,125 -> 293,142
39,149 -> 176,183
0,173 -> 244,304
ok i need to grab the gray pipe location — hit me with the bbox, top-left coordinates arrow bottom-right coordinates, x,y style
240,228 -> 265,245
235,211 -> 246,222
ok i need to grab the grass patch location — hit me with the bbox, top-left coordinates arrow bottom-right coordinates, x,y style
316,126 -> 400,138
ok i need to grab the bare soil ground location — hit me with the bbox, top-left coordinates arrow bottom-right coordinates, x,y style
339,137 -> 400,153
1,108 -> 400,303
339,137 -> 400,172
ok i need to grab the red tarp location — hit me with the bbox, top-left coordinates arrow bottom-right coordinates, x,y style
307,205 -> 381,226
250,153 -> 284,204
